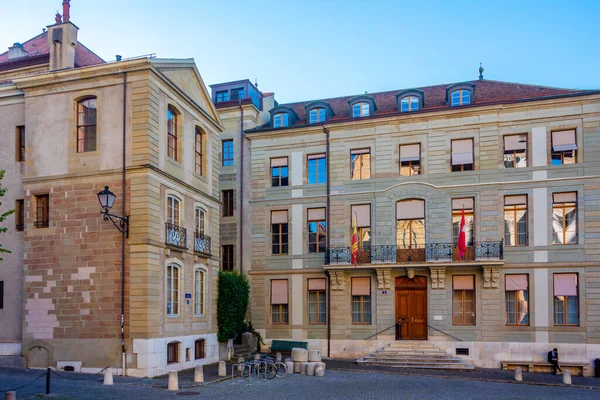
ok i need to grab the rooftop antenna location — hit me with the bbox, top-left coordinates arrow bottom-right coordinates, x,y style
255,78 -> 258,88
479,62 -> 484,80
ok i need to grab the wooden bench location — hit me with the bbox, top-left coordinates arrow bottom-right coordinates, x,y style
501,360 -> 589,376
270,340 -> 308,354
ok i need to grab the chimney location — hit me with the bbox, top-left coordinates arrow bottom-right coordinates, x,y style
8,43 -> 28,60
62,0 -> 70,22
47,1 -> 78,71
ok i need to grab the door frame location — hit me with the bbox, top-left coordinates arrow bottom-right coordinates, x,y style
395,275 -> 428,340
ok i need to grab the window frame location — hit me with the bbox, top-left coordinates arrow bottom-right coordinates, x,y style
194,339 -> 206,360
271,211 -> 289,255
505,274 -> 529,326
351,204 -> 371,251
215,90 -> 229,102
308,208 -> 327,254
167,106 -> 178,161
551,129 -> 577,165
230,87 -> 244,100
396,199 -> 425,250
351,277 -> 372,325
270,157 -> 289,187
308,279 -> 327,324
271,279 -> 289,325
195,206 -> 207,236
273,112 -> 289,128
451,139 -> 474,172
16,126 -> 25,162
400,96 -> 420,112
194,268 -> 205,316
504,195 -> 528,247
451,199 -> 474,247
77,97 -> 97,153
307,153 -> 327,185
167,341 -> 180,364
35,194 -> 49,228
222,244 -> 234,271
350,148 -> 371,180
0,281 -> 3,309
309,108 -> 326,124
15,199 -> 24,231
503,134 -> 527,169
451,89 -> 471,106
552,192 -> 578,245
553,273 -> 579,326
222,190 -> 234,217
222,139 -> 234,167
166,195 -> 181,226
352,102 -> 370,118
399,143 -> 421,176
166,264 -> 181,317
195,127 -> 205,176
452,275 -> 476,326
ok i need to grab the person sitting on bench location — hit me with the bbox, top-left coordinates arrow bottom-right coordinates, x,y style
547,348 -> 562,375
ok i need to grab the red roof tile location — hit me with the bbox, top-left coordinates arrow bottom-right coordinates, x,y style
0,31 -> 104,67
276,80 -> 584,128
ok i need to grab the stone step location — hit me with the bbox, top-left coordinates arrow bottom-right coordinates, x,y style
358,359 -> 468,366
364,355 -> 460,362
357,361 -> 474,370
379,350 -> 449,355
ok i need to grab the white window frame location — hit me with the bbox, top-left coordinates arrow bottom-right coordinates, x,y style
166,260 -> 183,317
167,194 -> 182,226
195,206 -> 207,235
194,265 -> 206,317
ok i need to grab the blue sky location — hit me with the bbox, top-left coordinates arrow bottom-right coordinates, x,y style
2,0 -> 599,103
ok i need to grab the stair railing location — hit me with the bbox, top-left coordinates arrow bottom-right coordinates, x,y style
364,322 -> 401,340
427,324 -> 463,342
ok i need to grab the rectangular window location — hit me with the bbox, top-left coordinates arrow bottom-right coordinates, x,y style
35,195 -> 49,228
271,210 -> 289,255
271,280 -> 289,324
451,139 -> 474,172
0,281 -> 3,309
452,275 -> 475,325
222,245 -> 234,271
167,342 -> 179,364
307,153 -> 326,184
308,208 -> 326,254
396,200 -> 425,249
505,274 -> 529,325
215,90 -> 229,102
16,126 -> 25,162
270,157 -> 289,187
230,87 -> 244,100
350,148 -> 371,180
222,190 -> 234,217
15,199 -> 24,231
351,204 -> 371,250
399,144 -> 421,176
166,265 -> 180,316
194,269 -> 205,315
222,139 -> 234,166
552,192 -> 577,244
452,198 -> 474,246
308,278 -> 326,324
554,273 -> 579,325
504,134 -> 527,168
504,195 -> 528,246
351,277 -> 371,324
194,339 -> 205,360
195,128 -> 204,176
551,130 -> 577,165
77,99 -> 97,153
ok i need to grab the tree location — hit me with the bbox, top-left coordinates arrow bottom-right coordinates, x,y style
0,170 -> 15,261
217,270 -> 250,343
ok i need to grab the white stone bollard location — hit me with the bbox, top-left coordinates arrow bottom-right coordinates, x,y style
5,392 -> 16,400
301,362 -> 309,375
276,352 -> 282,362
285,360 -> 294,374
284,357 -> 292,363
306,362 -> 316,376
237,357 -> 245,372
308,350 -> 321,362
103,368 -> 114,385
315,362 -> 325,377
168,371 -> 179,391
563,369 -> 571,385
514,367 -> 522,382
291,348 -> 308,362
293,362 -> 302,373
194,366 -> 204,383
218,361 -> 227,377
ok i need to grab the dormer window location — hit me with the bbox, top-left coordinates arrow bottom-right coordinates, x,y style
352,102 -> 370,118
400,96 -> 419,112
396,89 -> 424,113
451,90 -> 471,106
309,108 -> 326,124
273,113 -> 289,128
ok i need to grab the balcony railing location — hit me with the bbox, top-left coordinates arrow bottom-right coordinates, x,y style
326,241 -> 503,265
166,223 -> 187,249
194,233 -> 212,255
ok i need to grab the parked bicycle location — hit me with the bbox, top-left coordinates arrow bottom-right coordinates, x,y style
243,352 -> 287,379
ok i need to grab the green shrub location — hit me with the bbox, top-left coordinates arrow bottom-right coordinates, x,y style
217,271 -> 250,343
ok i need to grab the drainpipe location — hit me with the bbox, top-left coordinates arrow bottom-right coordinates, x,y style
323,126 -> 331,358
238,100 -> 244,272
121,72 -> 127,376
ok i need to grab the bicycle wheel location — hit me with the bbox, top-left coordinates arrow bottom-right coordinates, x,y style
264,362 -> 277,379
275,362 -> 287,378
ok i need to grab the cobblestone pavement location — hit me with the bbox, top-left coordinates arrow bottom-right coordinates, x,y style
1,367 -> 599,399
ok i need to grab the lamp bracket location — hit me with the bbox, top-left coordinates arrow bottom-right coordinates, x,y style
101,210 -> 129,238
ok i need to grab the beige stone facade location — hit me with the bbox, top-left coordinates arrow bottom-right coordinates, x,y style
0,17 -> 221,376
213,79 -> 600,375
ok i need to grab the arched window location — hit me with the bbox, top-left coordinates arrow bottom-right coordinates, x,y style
77,97 -> 97,153
195,127 -> 204,176
167,195 -> 181,226
167,106 -> 179,160
167,341 -> 180,364
400,96 -> 419,112
352,102 -> 370,118
195,268 -> 205,316
273,113 -> 289,128
195,207 -> 206,236
309,108 -> 326,124
451,90 -> 471,106
166,264 -> 180,316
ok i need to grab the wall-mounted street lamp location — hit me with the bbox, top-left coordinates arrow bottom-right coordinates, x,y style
97,185 -> 129,237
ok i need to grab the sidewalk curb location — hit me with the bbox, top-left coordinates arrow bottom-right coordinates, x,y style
328,367 -> 600,391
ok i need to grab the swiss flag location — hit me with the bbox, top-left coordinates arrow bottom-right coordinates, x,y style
457,208 -> 467,261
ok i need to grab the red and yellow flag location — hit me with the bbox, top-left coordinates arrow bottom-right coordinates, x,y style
351,215 -> 359,267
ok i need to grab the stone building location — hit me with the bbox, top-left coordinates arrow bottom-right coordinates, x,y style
211,72 -> 600,373
0,3 -> 221,377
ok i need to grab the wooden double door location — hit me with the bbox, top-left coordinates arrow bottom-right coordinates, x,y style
395,276 -> 427,340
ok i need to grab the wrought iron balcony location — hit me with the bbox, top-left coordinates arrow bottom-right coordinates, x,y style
194,232 -> 212,255
326,241 -> 503,265
165,223 -> 187,249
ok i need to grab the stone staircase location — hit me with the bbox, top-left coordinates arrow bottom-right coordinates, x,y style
357,341 -> 474,370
